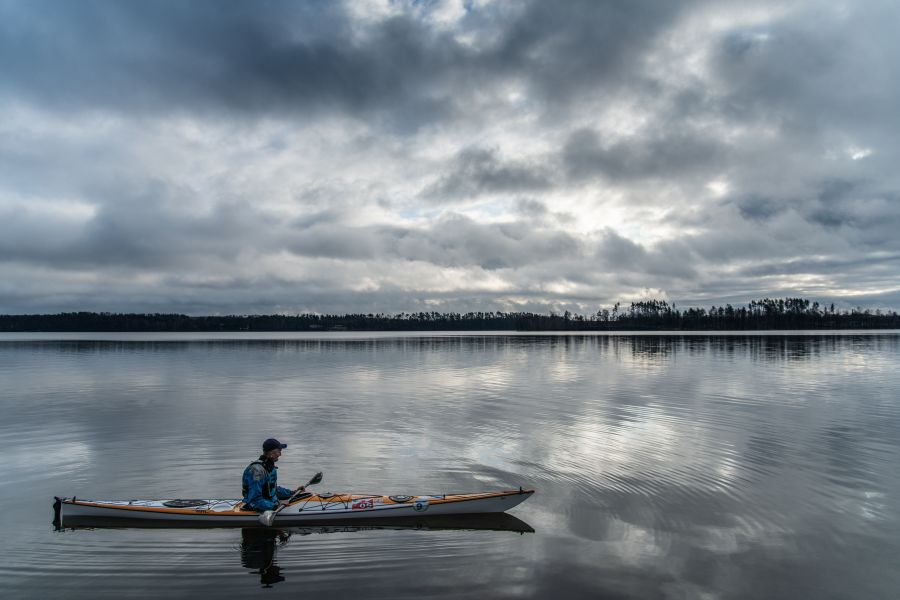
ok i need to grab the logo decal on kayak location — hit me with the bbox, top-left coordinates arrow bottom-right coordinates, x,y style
413,499 -> 428,512
351,499 -> 375,510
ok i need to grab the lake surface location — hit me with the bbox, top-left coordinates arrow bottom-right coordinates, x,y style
1,332 -> 898,599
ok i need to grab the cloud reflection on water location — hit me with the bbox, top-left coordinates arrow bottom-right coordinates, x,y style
2,333 -> 899,598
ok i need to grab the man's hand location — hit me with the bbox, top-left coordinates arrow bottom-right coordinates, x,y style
296,485 -> 306,493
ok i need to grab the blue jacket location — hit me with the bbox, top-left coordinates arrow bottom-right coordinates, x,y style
242,458 -> 293,512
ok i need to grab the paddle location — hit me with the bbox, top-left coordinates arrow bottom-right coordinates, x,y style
258,471 -> 323,527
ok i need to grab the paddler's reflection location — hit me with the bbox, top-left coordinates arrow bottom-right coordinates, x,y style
240,528 -> 291,588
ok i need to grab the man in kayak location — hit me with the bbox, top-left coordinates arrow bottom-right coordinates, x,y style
242,438 -> 304,512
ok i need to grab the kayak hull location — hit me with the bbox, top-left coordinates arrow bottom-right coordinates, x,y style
57,512 -> 535,533
56,489 -> 534,526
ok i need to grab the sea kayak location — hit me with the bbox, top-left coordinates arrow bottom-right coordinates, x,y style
54,488 -> 534,526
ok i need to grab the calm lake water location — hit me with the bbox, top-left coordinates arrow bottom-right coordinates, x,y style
1,331 -> 899,599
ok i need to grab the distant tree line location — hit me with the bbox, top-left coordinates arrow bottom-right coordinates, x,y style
521,298 -> 900,330
1,298 -> 898,332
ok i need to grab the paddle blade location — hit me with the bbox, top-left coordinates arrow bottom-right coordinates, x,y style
308,471 -> 323,486
258,510 -> 275,527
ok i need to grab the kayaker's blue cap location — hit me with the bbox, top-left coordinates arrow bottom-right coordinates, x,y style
262,438 -> 287,452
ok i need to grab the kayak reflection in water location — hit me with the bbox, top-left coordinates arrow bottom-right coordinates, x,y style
53,513 -> 533,589
240,527 -> 291,588
235,514 -> 534,587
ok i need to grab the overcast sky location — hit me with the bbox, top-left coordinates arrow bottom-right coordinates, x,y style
1,0 -> 899,315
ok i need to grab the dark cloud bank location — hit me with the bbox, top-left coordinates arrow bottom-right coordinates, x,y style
1,0 -> 899,314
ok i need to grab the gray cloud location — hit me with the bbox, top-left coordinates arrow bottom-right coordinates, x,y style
0,0 -> 699,127
480,0 -> 691,101
0,0 -> 463,128
0,177 -> 279,270
563,127 -> 725,182
423,147 -> 553,201
288,212 -> 581,270
712,7 -> 900,138
733,195 -> 788,223
596,230 -> 698,280
737,253 -> 900,279
1,0 -> 899,313
515,199 -> 548,218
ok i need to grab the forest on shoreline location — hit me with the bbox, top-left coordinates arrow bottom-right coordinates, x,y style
2,298 -> 899,332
